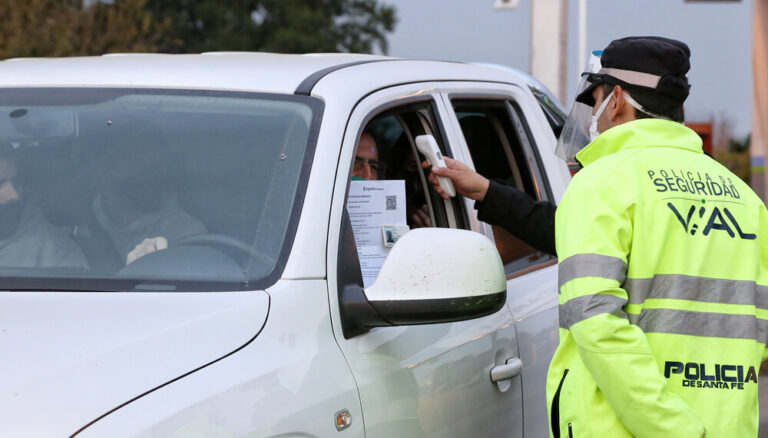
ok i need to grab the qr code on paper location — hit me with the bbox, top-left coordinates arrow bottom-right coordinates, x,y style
385,195 -> 397,211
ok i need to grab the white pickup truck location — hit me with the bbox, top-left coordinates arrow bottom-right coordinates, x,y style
0,53 -> 570,437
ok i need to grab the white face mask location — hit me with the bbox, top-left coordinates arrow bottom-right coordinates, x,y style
588,91 -> 614,142
588,90 -> 671,142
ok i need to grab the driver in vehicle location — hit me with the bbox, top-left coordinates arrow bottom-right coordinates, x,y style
90,135 -> 206,265
354,128 -> 432,228
0,149 -> 88,268
352,131 -> 384,181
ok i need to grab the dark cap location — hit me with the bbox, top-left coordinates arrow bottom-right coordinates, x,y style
576,36 -> 691,110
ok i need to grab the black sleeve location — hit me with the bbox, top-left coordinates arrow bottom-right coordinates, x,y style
474,179 -> 557,256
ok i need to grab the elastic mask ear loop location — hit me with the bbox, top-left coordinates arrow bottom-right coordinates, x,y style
588,92 -> 613,141
622,92 -> 670,120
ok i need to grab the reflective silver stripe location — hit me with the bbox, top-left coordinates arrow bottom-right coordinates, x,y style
625,275 -> 768,310
629,308 -> 768,344
559,294 -> 628,329
600,67 -> 661,88
558,254 -> 627,290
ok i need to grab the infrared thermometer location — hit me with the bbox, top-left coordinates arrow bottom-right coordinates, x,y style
415,134 -> 456,197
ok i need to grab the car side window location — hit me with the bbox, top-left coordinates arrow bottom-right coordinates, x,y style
452,98 -> 554,275
352,102 -> 465,229
345,100 -> 466,286
529,87 -> 566,137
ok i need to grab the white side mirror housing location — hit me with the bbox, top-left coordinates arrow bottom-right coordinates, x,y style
341,228 -> 506,330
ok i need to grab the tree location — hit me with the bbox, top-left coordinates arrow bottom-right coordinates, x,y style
145,0 -> 397,54
0,0 -> 172,59
0,0 -> 396,59
728,133 -> 751,153
0,0 -> 81,58
76,0 -> 174,55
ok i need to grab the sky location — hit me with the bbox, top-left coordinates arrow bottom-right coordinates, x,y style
379,0 -> 754,138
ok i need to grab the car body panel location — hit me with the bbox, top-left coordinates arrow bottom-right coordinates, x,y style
0,53 -> 387,93
433,81 -> 566,437
505,266 -> 560,437
0,290 -> 268,436
325,82 -> 523,437
77,280 -> 362,437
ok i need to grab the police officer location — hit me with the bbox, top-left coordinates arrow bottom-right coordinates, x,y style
545,36 -> 768,438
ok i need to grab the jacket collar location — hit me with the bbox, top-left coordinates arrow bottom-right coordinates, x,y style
575,118 -> 703,167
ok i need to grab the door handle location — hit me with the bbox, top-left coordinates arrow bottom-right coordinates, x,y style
490,357 -> 523,382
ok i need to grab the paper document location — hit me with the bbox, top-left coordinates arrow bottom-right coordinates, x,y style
347,180 -> 408,287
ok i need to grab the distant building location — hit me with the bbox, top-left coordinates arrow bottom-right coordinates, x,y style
686,123 -> 713,156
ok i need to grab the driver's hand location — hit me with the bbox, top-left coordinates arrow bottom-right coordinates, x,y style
409,204 -> 431,228
126,236 -> 168,265
422,157 -> 490,201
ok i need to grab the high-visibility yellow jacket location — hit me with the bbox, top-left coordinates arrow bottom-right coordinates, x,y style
547,118 -> 768,438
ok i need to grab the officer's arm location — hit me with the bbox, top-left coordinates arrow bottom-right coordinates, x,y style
556,180 -> 705,437
475,180 -> 557,256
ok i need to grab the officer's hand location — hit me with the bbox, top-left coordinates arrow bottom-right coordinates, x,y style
126,236 -> 168,265
422,157 -> 490,201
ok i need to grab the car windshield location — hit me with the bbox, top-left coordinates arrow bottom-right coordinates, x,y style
0,88 -> 321,291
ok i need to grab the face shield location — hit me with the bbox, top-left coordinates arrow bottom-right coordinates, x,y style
554,52 -> 603,164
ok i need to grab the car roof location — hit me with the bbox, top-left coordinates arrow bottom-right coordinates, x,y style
0,52 -> 532,97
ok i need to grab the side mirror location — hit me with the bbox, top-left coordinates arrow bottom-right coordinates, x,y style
341,227 -> 506,336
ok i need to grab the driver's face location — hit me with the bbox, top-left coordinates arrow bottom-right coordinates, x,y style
0,159 -> 21,205
353,134 -> 380,181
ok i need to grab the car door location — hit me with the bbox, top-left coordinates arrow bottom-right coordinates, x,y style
326,82 -> 523,438
436,82 -> 569,437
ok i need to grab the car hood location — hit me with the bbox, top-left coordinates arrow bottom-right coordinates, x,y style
0,290 -> 269,436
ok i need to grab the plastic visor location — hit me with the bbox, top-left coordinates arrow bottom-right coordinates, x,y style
555,51 -> 602,164
554,74 -> 598,163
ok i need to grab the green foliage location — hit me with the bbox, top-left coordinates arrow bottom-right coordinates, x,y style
0,0 -> 172,58
715,133 -> 752,184
145,0 -> 397,54
714,149 -> 751,184
728,134 -> 751,153
77,0 -> 174,55
0,0 -> 397,59
0,0 -> 79,58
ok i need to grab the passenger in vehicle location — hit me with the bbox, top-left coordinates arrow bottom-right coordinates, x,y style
352,131 -> 384,180
90,137 -> 206,265
0,150 -> 88,268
